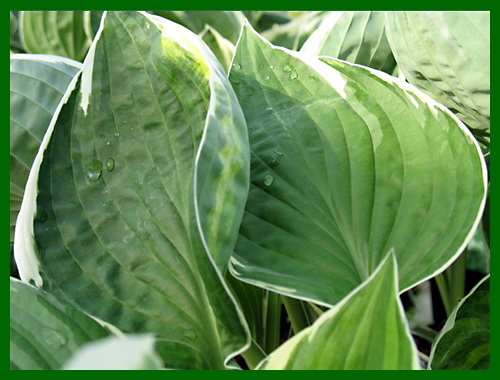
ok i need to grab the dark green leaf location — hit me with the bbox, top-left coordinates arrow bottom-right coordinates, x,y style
10,278 -> 110,370
429,275 -> 490,369
15,11 -> 250,370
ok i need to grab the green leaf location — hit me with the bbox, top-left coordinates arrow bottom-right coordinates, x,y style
10,277 -> 110,370
199,25 -> 235,73
257,253 -> 420,369
151,11 -> 246,44
62,334 -> 163,370
385,11 -> 490,135
229,23 -> 487,307
301,11 -> 396,74
261,11 -> 331,51
428,275 -> 490,370
19,11 -> 92,61
15,11 -> 249,370
10,54 -> 81,245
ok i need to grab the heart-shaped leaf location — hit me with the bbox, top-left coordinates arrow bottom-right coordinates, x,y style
10,277 -> 110,370
428,274 -> 490,370
385,11 -> 490,136
10,54 -> 81,244
301,11 -> 396,74
257,253 -> 420,370
229,23 -> 486,307
15,11 -> 249,370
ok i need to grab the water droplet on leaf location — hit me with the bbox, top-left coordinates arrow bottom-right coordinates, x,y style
105,140 -> 111,146
114,131 -> 120,138
289,70 -> 298,81
264,75 -> 270,80
84,159 -> 102,182
271,150 -> 284,166
268,65 -> 274,69
106,158 -> 115,172
232,61 -> 241,70
283,65 -> 293,73
264,175 -> 275,186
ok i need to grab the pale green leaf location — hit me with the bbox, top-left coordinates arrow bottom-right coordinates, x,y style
261,11 -> 331,51
385,11 -> 490,135
15,11 -> 249,370
62,334 -> 163,370
428,274 -> 490,370
20,11 -> 92,61
229,23 -> 487,307
10,278 -> 110,370
257,253 -> 420,370
151,10 -> 246,44
199,25 -> 235,73
10,54 -> 81,245
301,11 -> 396,73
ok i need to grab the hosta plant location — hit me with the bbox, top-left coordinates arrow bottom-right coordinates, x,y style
10,10 -> 489,370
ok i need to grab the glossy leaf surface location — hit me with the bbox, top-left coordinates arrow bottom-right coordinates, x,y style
10,278 -> 110,370
257,253 -> 420,369
385,11 -> 490,134
15,11 -> 249,370
229,23 -> 486,307
301,11 -> 396,73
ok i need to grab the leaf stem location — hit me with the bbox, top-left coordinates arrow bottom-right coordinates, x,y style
281,295 -> 311,334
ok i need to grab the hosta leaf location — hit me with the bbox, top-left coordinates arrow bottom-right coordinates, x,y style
151,10 -> 245,44
10,54 -> 81,244
19,11 -> 92,61
428,274 -> 490,370
385,11 -> 490,135
10,277 -> 110,370
229,23 -> 486,307
301,11 -> 396,74
15,11 -> 249,370
261,11 -> 331,51
257,253 -> 420,370
199,25 -> 235,73
62,334 -> 163,370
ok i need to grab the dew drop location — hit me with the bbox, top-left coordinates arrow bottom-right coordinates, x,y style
268,65 -> 274,69
282,64 -> 293,73
105,140 -> 111,146
184,329 -> 197,341
232,61 -> 241,70
309,75 -> 319,82
265,106 -> 273,111
41,327 -> 67,348
84,159 -> 102,182
264,75 -> 270,80
289,70 -> 298,81
264,175 -> 275,186
114,131 -> 120,138
271,150 -> 284,167
106,158 -> 115,172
